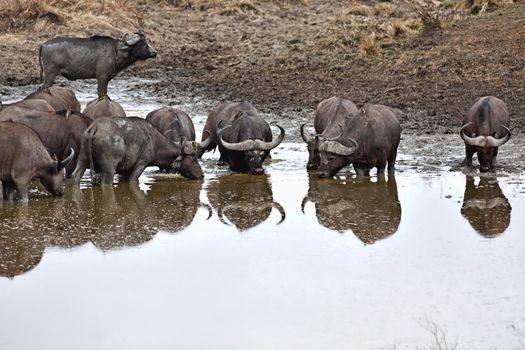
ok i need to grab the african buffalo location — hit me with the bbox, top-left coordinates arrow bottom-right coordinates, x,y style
460,96 -> 511,173
317,103 -> 401,178
146,107 -> 209,172
301,96 -> 359,170
83,96 -> 126,120
301,173 -> 401,244
0,122 -> 74,201
0,99 -> 54,114
0,109 -> 92,178
461,175 -> 511,238
24,86 -> 81,112
72,117 -> 203,185
198,101 -> 284,175
39,31 -> 157,98
206,174 -> 285,231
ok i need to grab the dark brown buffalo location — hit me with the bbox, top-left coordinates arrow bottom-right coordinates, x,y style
39,31 -> 156,98
460,96 -> 511,172
0,122 -> 74,201
24,86 -> 81,112
83,96 -> 126,120
317,103 -> 401,178
206,174 -> 285,232
0,99 -> 54,114
198,101 -> 284,175
301,173 -> 401,243
461,175 -> 511,238
301,96 -> 359,170
0,109 -> 92,178
146,107 -> 209,172
72,117 -> 203,185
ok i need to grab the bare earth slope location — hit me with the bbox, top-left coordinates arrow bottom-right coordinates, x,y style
0,1 -> 523,134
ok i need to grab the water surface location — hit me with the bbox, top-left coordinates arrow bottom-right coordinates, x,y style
1,80 -> 525,349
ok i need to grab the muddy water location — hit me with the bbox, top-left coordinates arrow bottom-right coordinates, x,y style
1,79 -> 525,349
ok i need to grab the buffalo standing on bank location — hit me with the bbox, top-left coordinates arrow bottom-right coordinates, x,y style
39,31 -> 156,98
317,103 -> 401,178
460,96 -> 511,173
198,101 -> 285,175
301,96 -> 359,170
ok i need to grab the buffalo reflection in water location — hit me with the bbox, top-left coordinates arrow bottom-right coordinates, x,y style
302,174 -> 401,244
0,178 -> 206,278
461,175 -> 511,238
206,174 -> 285,232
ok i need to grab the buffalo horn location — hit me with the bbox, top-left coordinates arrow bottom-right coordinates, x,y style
218,125 -> 256,151
461,123 -> 511,148
460,123 -> 487,147
58,148 -> 75,169
253,124 -> 285,151
486,125 -> 511,147
197,130 -> 213,149
126,36 -> 141,46
300,123 -> 314,143
319,139 -> 358,156
324,124 -> 344,141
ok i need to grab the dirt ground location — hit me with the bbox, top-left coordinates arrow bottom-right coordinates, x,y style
0,1 -> 524,135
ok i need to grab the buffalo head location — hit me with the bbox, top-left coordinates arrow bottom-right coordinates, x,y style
317,138 -> 358,178
460,123 -> 511,172
40,148 -> 75,196
120,30 -> 157,60
172,138 -> 205,179
218,124 -> 285,175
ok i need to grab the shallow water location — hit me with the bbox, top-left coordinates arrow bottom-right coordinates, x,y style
1,80 -> 525,349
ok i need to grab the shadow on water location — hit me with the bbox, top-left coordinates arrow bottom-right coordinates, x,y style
301,173 -> 402,244
0,178 -> 206,278
205,173 -> 285,232
461,175 -> 512,238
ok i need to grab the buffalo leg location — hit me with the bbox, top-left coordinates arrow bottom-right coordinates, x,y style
14,183 -> 29,202
41,66 -> 58,89
376,163 -> 386,175
97,75 -> 110,99
127,164 -> 147,182
460,146 -> 475,168
72,157 -> 89,185
491,148 -> 499,170
2,180 -> 16,201
387,151 -> 397,174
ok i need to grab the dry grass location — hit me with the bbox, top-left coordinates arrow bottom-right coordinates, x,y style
0,0 -> 143,34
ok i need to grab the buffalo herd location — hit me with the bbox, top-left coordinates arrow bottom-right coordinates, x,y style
0,32 -> 515,203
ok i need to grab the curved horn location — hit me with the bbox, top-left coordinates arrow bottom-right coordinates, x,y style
486,125 -> 511,147
460,123 -> 487,147
319,139 -> 358,156
135,29 -> 145,37
300,123 -> 314,143
273,202 -> 286,225
197,130 -> 213,149
119,32 -> 129,41
218,124 -> 257,151
126,36 -> 141,46
324,124 -> 345,142
253,124 -> 285,151
58,148 -> 75,169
